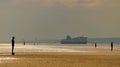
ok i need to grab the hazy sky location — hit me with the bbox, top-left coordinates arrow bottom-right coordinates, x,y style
0,0 -> 120,42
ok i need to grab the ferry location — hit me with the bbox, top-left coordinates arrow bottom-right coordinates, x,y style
61,35 -> 87,44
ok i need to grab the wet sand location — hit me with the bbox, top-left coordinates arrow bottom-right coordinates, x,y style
0,52 -> 120,67
0,44 -> 120,52
0,44 -> 120,67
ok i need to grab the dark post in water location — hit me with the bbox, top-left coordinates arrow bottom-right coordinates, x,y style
111,42 -> 113,51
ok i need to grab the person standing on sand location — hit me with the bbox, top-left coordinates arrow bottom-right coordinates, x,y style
95,42 -> 97,48
23,41 -> 25,46
11,36 -> 15,55
111,42 -> 113,51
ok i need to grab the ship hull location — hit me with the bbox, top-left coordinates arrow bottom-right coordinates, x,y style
61,41 -> 87,44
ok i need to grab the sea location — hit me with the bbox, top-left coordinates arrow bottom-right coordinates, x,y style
0,38 -> 120,52
1,37 -> 120,46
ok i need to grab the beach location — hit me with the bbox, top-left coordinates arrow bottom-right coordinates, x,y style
0,52 -> 120,67
0,44 -> 120,67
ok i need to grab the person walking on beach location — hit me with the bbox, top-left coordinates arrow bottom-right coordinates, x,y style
111,42 -> 113,51
11,36 -> 15,55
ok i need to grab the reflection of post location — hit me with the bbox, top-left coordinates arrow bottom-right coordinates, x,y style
111,42 -> 113,51
95,42 -> 97,48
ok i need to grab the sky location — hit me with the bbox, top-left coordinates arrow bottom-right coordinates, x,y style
0,0 -> 120,42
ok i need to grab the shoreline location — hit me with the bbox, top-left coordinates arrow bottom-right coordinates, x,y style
0,43 -> 120,53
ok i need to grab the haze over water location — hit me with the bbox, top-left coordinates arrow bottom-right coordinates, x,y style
0,0 -> 120,42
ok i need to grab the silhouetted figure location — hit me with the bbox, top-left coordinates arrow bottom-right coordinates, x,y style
111,42 -> 113,51
34,42 -> 35,45
24,41 -> 25,46
95,42 -> 97,48
11,36 -> 15,55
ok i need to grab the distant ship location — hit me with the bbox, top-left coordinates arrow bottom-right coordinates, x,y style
61,35 -> 87,44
